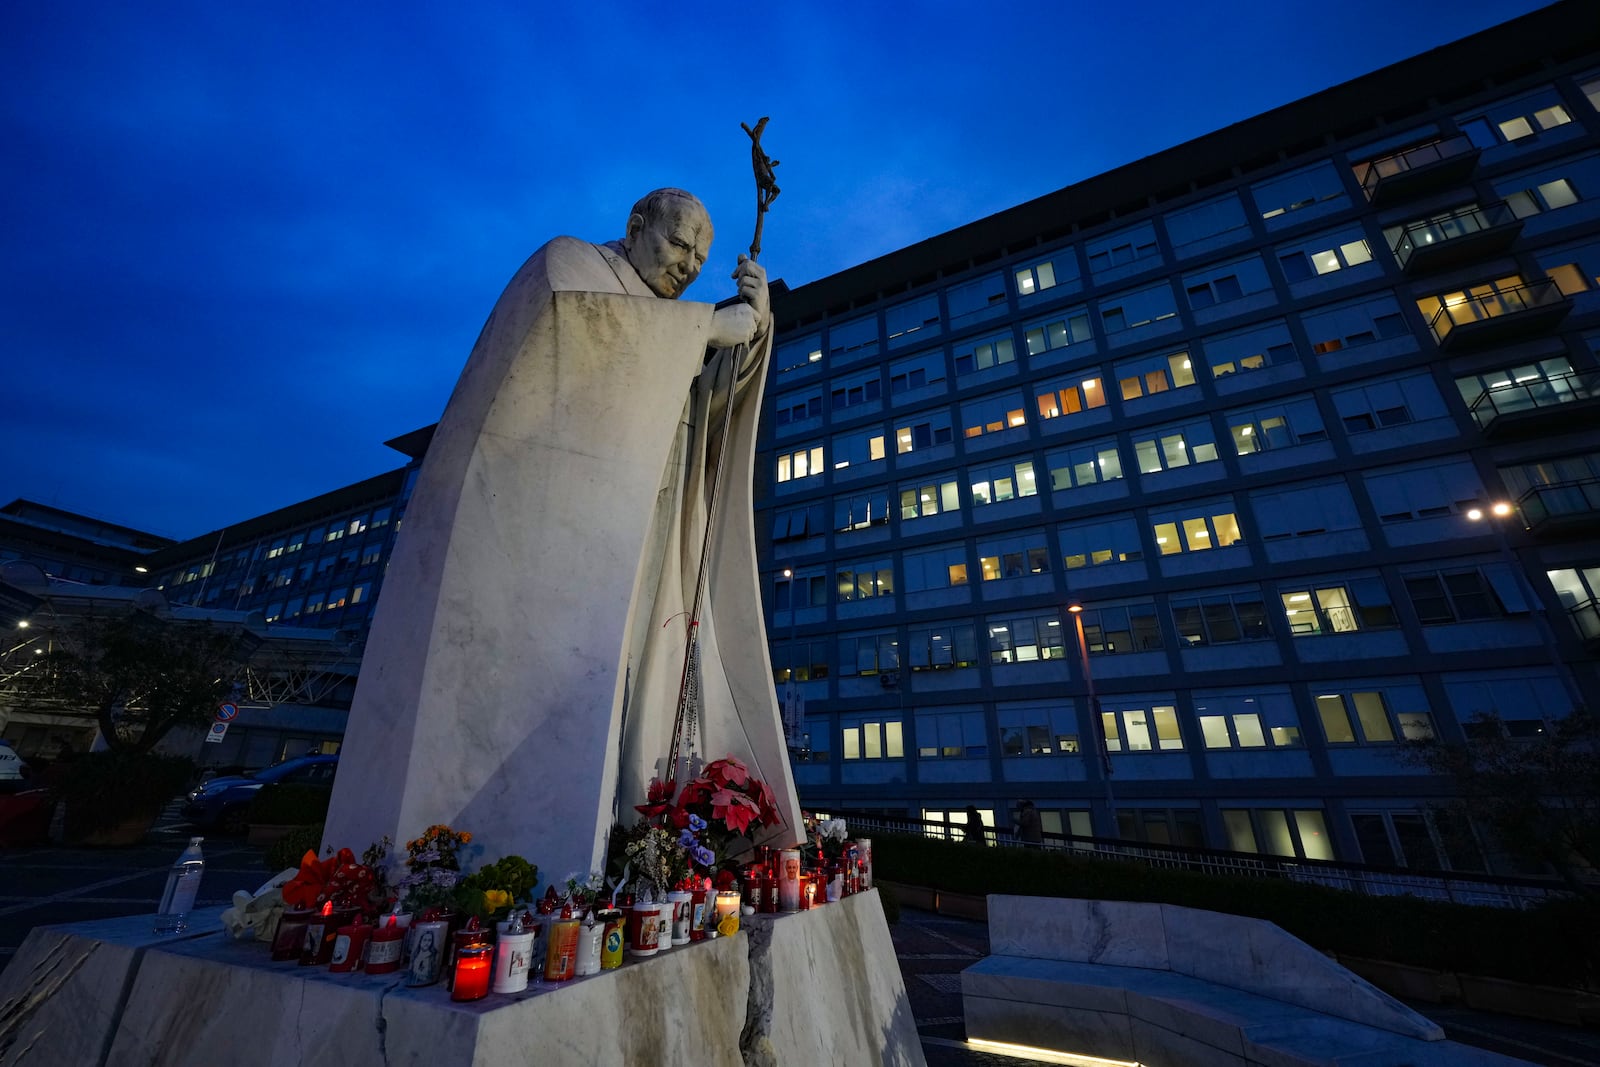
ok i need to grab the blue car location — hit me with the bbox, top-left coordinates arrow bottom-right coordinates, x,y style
182,754 -> 338,833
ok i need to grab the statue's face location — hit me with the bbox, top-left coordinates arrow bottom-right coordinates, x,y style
626,204 -> 712,300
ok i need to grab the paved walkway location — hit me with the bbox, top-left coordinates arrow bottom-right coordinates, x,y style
1,808 -> 1596,1065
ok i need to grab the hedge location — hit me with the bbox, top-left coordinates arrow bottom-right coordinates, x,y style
246,783 -> 332,826
872,832 -> 1598,989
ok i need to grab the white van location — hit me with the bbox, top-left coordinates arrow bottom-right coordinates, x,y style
0,740 -> 27,782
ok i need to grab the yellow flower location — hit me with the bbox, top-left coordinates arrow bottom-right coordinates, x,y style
717,913 -> 740,937
484,889 -> 512,912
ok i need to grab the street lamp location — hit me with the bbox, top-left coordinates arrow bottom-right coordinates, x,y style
1068,598 -> 1119,837
781,568 -> 801,752
1467,501 -> 1586,715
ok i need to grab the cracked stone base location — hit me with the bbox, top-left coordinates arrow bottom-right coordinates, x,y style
0,891 -> 925,1067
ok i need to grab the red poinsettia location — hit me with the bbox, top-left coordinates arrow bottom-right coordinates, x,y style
282,848 -> 377,913
634,777 -> 677,820
706,756 -> 749,788
710,786 -> 762,834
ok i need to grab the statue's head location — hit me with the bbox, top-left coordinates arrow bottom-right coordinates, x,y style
622,188 -> 713,300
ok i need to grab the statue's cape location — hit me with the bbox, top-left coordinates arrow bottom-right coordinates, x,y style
323,237 -> 802,881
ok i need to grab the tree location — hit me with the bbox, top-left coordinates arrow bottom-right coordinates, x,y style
1404,712 -> 1600,896
48,611 -> 256,753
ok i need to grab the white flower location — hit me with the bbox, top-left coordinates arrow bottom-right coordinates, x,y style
820,818 -> 849,842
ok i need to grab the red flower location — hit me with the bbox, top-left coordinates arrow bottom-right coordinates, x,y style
634,776 -> 678,819
711,788 -> 761,834
706,757 -> 749,788
283,848 -> 357,909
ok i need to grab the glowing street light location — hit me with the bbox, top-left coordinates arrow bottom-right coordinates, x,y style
1068,598 -> 1118,837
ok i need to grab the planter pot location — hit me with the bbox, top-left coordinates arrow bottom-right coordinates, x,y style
68,808 -> 159,846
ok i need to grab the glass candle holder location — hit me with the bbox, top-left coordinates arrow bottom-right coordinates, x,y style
450,945 -> 492,1001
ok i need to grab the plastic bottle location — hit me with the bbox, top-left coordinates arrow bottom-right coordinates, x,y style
154,836 -> 205,933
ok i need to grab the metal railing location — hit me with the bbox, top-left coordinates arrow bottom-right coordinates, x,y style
1392,201 -> 1518,271
1359,134 -> 1476,198
1468,370 -> 1600,429
830,809 -> 1575,910
1426,279 -> 1567,343
1517,478 -> 1600,528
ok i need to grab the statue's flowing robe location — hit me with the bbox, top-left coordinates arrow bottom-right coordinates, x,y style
323,237 -> 803,880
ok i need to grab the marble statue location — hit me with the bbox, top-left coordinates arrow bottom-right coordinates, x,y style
322,189 -> 804,884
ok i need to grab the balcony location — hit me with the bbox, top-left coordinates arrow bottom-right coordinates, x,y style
1423,279 -> 1572,351
1518,478 -> 1600,537
1467,370 -> 1600,439
1565,597 -> 1600,655
1393,202 -> 1523,276
1359,135 -> 1481,206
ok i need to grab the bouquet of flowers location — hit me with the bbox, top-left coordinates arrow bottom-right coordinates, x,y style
610,822 -> 691,900
623,756 -> 783,886
396,824 -> 473,914
281,847 -> 379,914
800,812 -> 850,869
452,854 -> 539,921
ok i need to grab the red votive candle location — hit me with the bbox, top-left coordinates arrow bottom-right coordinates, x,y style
365,915 -> 405,975
450,945 -> 492,1001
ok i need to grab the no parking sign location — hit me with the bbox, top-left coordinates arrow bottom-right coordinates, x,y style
205,722 -> 230,744
215,702 -> 238,722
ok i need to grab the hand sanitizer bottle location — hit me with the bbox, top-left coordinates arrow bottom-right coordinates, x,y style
154,837 -> 206,933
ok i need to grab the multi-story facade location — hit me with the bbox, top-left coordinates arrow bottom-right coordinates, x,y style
755,1 -> 1600,874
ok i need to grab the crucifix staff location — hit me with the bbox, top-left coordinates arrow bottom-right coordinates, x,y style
742,116 -> 780,262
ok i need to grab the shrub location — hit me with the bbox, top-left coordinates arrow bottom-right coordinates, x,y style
872,832 -> 1599,989
246,783 -> 332,826
49,751 -> 194,837
266,823 -> 325,872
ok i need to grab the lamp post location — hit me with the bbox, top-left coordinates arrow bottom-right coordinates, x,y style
1067,599 -> 1119,838
1467,501 -> 1586,716
781,568 -> 800,753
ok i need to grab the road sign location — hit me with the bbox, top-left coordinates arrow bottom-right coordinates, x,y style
205,722 -> 230,744
215,702 -> 239,722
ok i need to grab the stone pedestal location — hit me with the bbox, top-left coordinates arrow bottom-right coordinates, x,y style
0,891 -> 924,1067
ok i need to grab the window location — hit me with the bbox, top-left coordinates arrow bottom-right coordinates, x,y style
1222,809 -> 1335,860
828,370 -> 880,413
1164,192 -> 1250,256
960,392 -> 1028,439
902,543 -> 969,592
770,639 -> 829,683
1279,577 -> 1397,634
265,539 -> 285,559
1086,222 -> 1161,277
888,350 -> 946,396
1454,356 -> 1580,427
1363,459 -> 1484,523
885,294 -> 940,349
1079,601 -> 1162,655
1227,396 -> 1326,455
1415,273 -> 1550,342
1547,565 -> 1600,645
776,444 -> 824,483
1503,178 -> 1582,219
1102,702 -> 1183,752
945,272 -> 1008,329
1060,517 -> 1143,569
828,314 -> 878,363
1202,319 -> 1299,379
833,490 -> 889,533
1444,669 -> 1571,736
969,457 -> 1038,505
1158,508 -> 1241,559
916,710 -> 988,759
1034,374 -> 1107,421
1047,438 -> 1124,491
1251,480 -> 1363,541
953,330 -> 1017,376
987,610 -> 1066,663
1404,565 -> 1526,623
1315,685 -> 1435,744
772,502 -> 826,543
324,524 -> 345,542
370,507 -> 391,529
998,704 -> 1079,756
1539,241 -> 1600,296
907,623 -> 978,670
835,558 -> 893,602
1022,308 -> 1092,356
1099,282 -> 1179,334
1332,373 -> 1446,434
1351,809 -> 1487,872
894,411 -> 954,454
1278,231 -> 1373,282
1301,294 -> 1409,355
1586,76 -> 1600,113
837,631 -> 899,677
1132,418 -> 1220,474
1015,254 -> 1078,297
286,532 -> 305,554
772,569 -> 828,610
1117,350 -> 1195,401
1461,99 -> 1573,147
898,474 -> 960,521
1171,590 -> 1269,645
1194,691 -> 1302,748
841,718 -> 904,760
351,583 -> 370,605
360,546 -> 383,566
774,386 -> 824,425
1251,161 -> 1348,225
776,333 -> 823,374
977,531 -> 1050,581
831,427 -> 886,470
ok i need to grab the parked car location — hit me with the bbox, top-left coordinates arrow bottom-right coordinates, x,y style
181,754 -> 338,834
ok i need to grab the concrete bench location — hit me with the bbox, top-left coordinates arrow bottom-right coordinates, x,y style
962,896 -> 1534,1066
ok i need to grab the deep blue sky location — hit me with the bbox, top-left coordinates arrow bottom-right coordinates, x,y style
1,0 -> 1551,541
